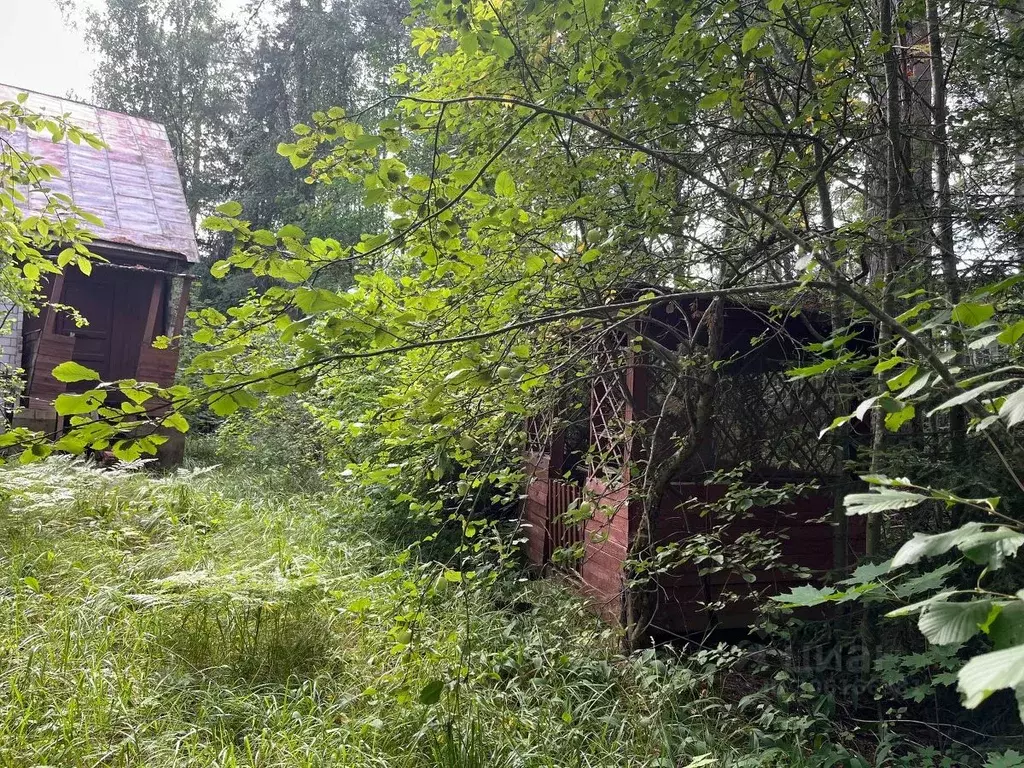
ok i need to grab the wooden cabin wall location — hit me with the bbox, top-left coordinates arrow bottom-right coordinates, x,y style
23,267 -> 180,395
522,435 -> 862,637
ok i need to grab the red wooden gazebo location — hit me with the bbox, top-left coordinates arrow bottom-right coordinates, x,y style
522,296 -> 864,636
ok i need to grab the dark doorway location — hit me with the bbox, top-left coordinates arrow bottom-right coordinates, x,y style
54,269 -> 157,382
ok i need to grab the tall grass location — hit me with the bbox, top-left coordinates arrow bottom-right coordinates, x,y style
0,456 -> 856,767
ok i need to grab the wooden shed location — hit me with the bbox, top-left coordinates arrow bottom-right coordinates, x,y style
522,296 -> 865,637
0,85 -> 197,447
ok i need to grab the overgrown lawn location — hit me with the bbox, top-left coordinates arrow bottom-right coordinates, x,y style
0,457 -> 851,767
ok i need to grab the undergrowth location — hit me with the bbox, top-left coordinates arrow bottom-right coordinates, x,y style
0,453 -> 873,767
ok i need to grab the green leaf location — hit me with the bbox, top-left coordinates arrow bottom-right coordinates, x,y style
294,288 -> 349,314
960,528 -> 1024,569
457,251 -> 485,268
420,679 -> 444,705
810,2 -> 841,18
838,560 -> 892,585
873,355 -> 905,374
988,602 -> 1024,650
54,391 -> 106,416
351,134 -> 382,151
697,90 -> 730,110
210,260 -> 231,279
233,389 -> 259,409
998,320 -> 1024,345
984,749 -> 1024,768
215,201 -> 242,217
112,439 -> 145,462
277,224 -> 306,240
19,443 -> 52,464
957,643 -> 1024,717
884,404 -> 915,432
209,393 -> 239,418
886,365 -> 919,391
524,254 -> 544,274
584,0 -> 604,20
895,563 -> 958,598
819,414 -> 851,437
492,35 -> 515,60
902,373 -> 932,399
918,600 -> 993,646
460,31 -> 479,55
1000,387 -> 1024,428
741,26 -> 764,54
844,488 -> 926,516
119,386 -> 152,405
51,361 -> 100,383
892,523 -> 1024,570
193,328 -> 215,344
929,379 -> 1018,416
952,302 -> 995,327
611,30 -> 634,48
364,187 -> 389,206
787,354 -> 851,379
164,412 -> 190,433
885,590 -> 956,618
269,259 -> 312,283
252,229 -> 277,246
769,584 -> 837,607
495,170 -> 516,198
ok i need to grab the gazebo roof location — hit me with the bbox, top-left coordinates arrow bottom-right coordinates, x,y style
0,84 -> 199,263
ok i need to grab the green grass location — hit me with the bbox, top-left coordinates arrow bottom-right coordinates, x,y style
0,455 -> 854,767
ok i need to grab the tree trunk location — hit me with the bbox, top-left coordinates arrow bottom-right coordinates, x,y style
926,0 -> 967,454
622,299 -> 723,651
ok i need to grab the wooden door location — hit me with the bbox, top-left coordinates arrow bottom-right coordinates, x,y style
55,273 -> 116,380
54,270 -> 156,382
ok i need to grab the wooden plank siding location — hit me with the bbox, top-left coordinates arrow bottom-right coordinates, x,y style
580,479 -> 632,621
136,347 -> 179,387
26,334 -> 75,405
522,464 -> 859,636
648,484 -> 861,635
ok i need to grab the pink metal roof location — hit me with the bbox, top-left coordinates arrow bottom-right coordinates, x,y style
0,84 -> 199,263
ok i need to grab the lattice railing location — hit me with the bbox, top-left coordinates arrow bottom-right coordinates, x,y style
712,371 -> 841,476
534,310 -> 847,485
643,362 -> 842,478
643,358 -> 701,469
588,342 -> 634,483
525,409 -> 555,456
